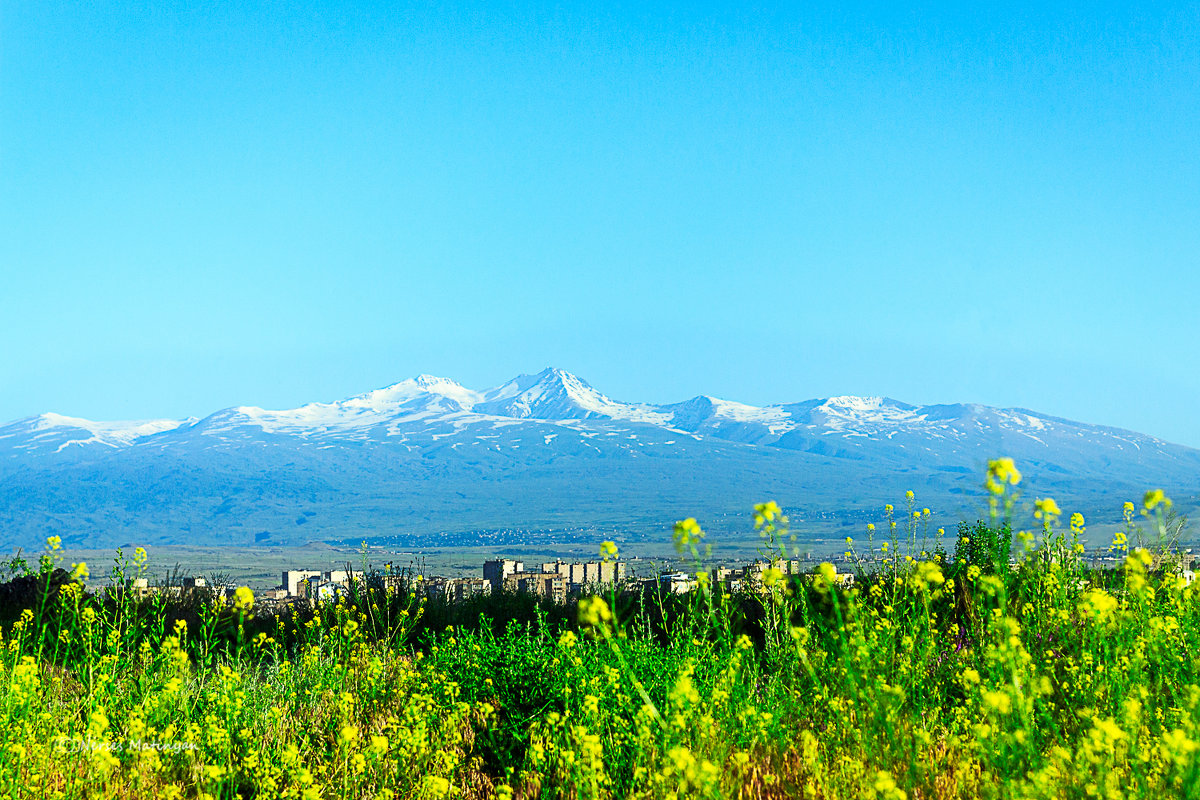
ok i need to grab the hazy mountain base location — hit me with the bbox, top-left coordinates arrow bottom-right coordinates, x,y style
4,368 -> 1200,550
0,427 -> 1187,550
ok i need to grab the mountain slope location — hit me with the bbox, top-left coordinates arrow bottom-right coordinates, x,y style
1,369 -> 1197,548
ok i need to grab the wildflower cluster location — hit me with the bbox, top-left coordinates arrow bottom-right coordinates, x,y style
0,464 -> 1197,799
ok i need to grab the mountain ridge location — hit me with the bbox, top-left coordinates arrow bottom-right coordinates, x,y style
3,367 -> 1191,455
1,368 -> 1196,549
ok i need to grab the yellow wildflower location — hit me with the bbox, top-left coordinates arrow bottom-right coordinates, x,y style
233,586 -> 254,613
369,734 -> 389,757
674,517 -> 705,549
986,458 -> 1021,493
1034,497 -> 1062,520
982,690 -> 1012,715
753,501 -> 781,528
578,597 -> 612,630
1143,489 -> 1171,510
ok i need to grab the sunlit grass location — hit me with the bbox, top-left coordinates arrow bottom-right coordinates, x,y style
0,462 -> 1197,799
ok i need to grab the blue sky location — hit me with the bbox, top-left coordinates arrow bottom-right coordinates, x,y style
3,2 -> 1199,445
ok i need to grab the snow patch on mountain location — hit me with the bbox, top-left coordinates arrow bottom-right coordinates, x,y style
193,375 -> 482,438
665,395 -> 792,434
342,375 -> 481,413
475,368 -> 671,424
0,413 -> 190,453
800,396 -> 921,431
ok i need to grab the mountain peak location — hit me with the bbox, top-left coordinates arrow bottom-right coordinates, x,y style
341,375 -> 480,413
0,413 -> 189,453
528,367 -> 590,386
473,369 -> 670,424
822,395 -> 886,410
815,396 -> 916,415
413,373 -> 455,387
477,368 -> 606,420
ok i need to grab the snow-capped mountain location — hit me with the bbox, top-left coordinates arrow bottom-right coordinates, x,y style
0,413 -> 192,455
182,374 -> 481,440
1,369 -> 1197,548
474,368 -> 670,424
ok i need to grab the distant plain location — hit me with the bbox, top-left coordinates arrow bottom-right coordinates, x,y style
48,507 -> 1196,591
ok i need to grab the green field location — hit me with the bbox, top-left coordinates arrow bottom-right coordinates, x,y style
1,468 -> 1198,799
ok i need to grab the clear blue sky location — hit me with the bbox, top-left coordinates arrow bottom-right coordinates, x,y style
3,2 -> 1199,445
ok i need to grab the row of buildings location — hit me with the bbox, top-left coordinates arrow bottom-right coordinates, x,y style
358,559 -> 635,605
275,557 -> 843,603
279,568 -> 356,601
107,542 -> 1199,609
653,558 -> 855,595
112,555 -> 857,607
273,560 -> 632,605
269,557 -> 841,605
480,558 -> 629,603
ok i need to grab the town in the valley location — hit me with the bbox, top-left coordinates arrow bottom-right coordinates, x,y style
112,547 -> 1180,609
118,554 -> 836,607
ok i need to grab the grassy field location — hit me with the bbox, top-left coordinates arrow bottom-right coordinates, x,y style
1,463 -> 1198,799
